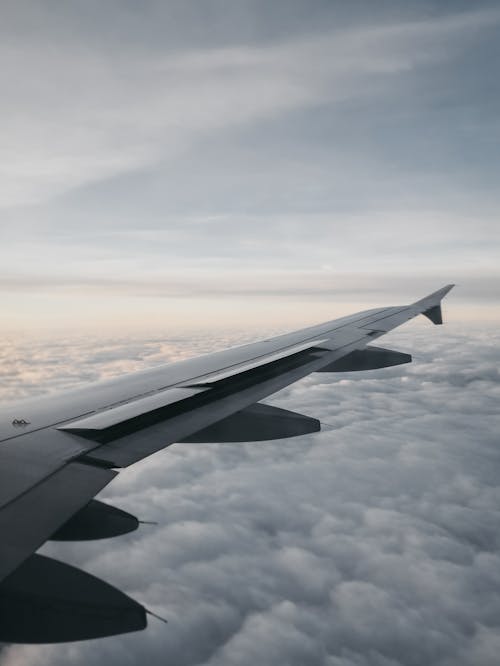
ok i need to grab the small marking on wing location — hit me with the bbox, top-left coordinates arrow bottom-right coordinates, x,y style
11,419 -> 30,427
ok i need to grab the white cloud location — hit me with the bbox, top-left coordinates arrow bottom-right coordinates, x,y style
1,322 -> 500,664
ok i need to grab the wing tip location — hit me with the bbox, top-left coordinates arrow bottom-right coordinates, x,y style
429,283 -> 455,301
441,283 -> 455,296
416,283 -> 455,325
414,283 -> 455,306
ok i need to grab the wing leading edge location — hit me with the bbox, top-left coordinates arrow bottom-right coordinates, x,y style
0,285 -> 454,643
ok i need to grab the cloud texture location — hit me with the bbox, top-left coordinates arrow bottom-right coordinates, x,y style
1,321 -> 499,665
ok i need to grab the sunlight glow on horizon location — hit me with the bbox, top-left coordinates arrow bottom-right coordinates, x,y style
2,289 -> 497,338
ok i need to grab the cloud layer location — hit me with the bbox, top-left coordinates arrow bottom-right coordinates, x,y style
1,320 -> 499,665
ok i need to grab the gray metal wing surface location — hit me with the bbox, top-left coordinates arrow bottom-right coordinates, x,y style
0,285 -> 454,643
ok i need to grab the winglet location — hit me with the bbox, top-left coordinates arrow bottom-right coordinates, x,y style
422,304 -> 443,325
414,284 -> 455,326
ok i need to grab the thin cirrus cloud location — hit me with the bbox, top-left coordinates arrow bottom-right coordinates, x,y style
0,5 -> 497,213
1,6 -> 498,208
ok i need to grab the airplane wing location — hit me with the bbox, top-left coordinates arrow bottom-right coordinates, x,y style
0,285 -> 454,643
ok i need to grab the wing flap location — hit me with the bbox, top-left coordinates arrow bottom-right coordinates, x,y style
78,344 -> 348,467
58,386 -> 208,443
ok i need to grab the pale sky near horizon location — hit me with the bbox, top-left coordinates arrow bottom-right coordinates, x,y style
1,0 -> 499,333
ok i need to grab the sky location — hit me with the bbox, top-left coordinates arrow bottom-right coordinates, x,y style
1,2 -> 500,665
1,0 -> 499,332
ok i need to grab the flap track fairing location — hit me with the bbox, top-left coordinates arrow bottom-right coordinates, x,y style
0,554 -> 146,643
50,499 -> 139,541
180,402 -> 320,443
316,346 -> 412,372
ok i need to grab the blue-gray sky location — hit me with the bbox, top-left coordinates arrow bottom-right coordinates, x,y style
1,0 -> 499,331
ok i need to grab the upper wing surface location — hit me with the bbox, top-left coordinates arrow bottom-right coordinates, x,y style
0,285 -> 454,642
